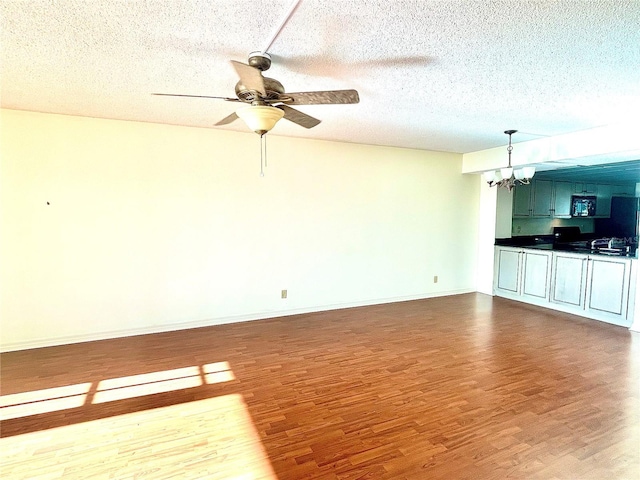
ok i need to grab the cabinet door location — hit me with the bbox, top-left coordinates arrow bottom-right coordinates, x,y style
513,183 -> 532,217
495,248 -> 521,294
612,184 -> 636,196
532,180 -> 553,217
553,181 -> 573,218
595,184 -> 612,217
521,251 -> 552,300
551,253 -> 588,307
575,182 -> 597,194
585,257 -> 631,319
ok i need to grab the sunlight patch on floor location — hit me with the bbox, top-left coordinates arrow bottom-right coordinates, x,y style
204,361 -> 237,384
97,365 -> 201,390
0,362 -> 236,420
0,383 -> 92,421
0,393 -> 278,479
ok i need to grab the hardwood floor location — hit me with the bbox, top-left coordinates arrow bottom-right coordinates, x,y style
1,293 -> 639,479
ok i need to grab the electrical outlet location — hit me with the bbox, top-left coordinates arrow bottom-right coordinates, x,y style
281,289 -> 287,299
433,276 -> 438,283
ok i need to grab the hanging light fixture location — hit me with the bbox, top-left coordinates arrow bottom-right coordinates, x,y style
236,102 -> 285,176
483,130 -> 536,191
236,104 -> 284,136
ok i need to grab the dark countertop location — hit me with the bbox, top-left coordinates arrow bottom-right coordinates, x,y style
495,236 -> 637,258
495,235 -> 554,247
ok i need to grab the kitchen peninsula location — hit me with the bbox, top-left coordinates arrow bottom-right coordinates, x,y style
492,175 -> 640,328
494,231 -> 637,328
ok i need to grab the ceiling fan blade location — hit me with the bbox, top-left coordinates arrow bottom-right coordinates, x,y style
280,89 -> 359,105
230,60 -> 266,96
214,111 -> 239,126
277,104 -> 321,129
152,93 -> 239,102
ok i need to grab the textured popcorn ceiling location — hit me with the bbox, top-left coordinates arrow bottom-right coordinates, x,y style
2,0 -> 640,154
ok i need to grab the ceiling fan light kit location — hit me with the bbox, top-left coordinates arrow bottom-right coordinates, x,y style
484,130 -> 536,192
236,105 -> 284,136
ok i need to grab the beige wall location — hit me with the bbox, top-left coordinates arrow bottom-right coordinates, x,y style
475,180 -> 497,295
1,109 -> 480,351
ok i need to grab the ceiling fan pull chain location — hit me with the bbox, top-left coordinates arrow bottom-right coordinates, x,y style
260,133 -> 265,177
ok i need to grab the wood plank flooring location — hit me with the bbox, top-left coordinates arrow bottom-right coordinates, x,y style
1,293 -> 639,479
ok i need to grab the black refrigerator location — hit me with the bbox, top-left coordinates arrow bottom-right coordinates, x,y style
594,196 -> 640,242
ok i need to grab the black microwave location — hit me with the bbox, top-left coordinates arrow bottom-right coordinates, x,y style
571,196 -> 597,217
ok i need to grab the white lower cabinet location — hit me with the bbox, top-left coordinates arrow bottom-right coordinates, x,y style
494,246 -> 635,327
494,247 -> 552,304
495,247 -> 521,294
550,252 -> 588,308
521,250 -> 552,300
585,257 -> 631,320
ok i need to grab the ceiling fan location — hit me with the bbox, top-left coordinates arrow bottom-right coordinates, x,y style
153,51 -> 360,135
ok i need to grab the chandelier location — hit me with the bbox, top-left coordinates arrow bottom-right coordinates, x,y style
483,130 -> 536,191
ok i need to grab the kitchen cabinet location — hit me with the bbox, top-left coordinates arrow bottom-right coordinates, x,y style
574,182 -> 597,194
531,180 -> 553,217
550,252 -> 632,320
513,180 -> 635,221
521,250 -> 553,300
513,183 -> 533,217
585,256 -> 632,321
495,247 -> 521,294
512,180 -> 552,217
550,252 -> 588,308
612,184 -> 636,196
595,183 -> 612,217
494,247 -> 552,302
494,246 -> 635,327
552,181 -> 574,218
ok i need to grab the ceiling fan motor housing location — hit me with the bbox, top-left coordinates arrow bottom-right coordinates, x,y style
235,77 -> 285,102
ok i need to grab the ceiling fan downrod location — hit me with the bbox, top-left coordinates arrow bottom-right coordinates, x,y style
260,0 -> 302,54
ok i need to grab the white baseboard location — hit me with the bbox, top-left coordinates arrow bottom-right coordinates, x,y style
0,289 -> 473,353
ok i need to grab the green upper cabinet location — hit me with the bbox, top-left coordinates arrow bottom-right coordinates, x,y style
595,184 -> 612,217
612,184 -> 636,196
574,182 -> 598,194
512,179 -> 636,220
552,181 -> 574,218
513,180 -> 553,217
513,182 -> 533,217
531,180 -> 553,217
